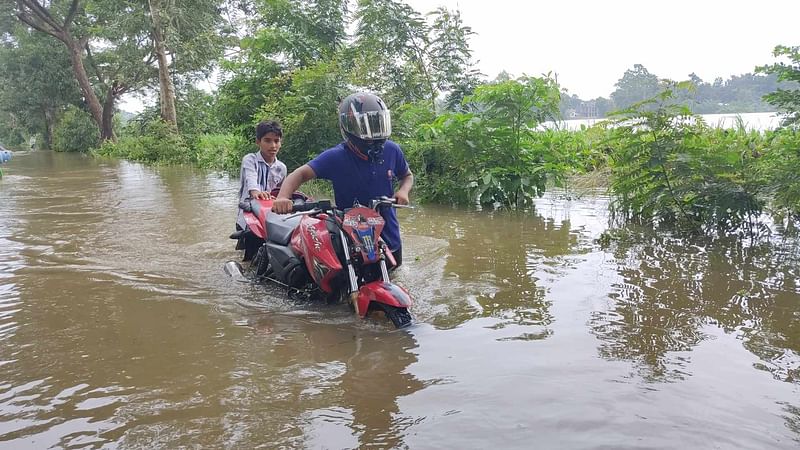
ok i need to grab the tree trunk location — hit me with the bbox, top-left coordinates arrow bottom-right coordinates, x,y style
148,0 -> 178,128
64,37 -> 107,137
102,88 -> 117,142
43,106 -> 56,149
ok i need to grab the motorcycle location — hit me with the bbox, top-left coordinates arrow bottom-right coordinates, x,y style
228,195 -> 413,329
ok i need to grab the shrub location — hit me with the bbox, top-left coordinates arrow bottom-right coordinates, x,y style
194,133 -> 249,172
96,119 -> 190,164
606,83 -> 764,233
52,106 -> 98,152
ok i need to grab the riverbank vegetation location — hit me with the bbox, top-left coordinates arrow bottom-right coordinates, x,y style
1,1 -> 799,234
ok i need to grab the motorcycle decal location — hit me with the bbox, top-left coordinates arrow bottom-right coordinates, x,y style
355,226 -> 377,261
311,258 -> 330,283
343,208 -> 385,263
294,216 -> 342,292
305,222 -> 323,251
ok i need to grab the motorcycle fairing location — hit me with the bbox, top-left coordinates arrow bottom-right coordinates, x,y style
355,281 -> 411,318
292,215 -> 342,292
243,198 -> 273,239
266,211 -> 302,245
342,207 -> 384,264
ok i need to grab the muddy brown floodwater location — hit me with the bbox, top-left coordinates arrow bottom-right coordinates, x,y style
1,150 -> 799,448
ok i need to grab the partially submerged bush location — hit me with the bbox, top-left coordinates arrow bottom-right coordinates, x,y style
97,119 -> 190,164
194,133 -> 249,173
606,83 -> 765,234
52,106 -> 99,152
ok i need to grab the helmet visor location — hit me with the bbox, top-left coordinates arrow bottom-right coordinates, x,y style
340,107 -> 392,140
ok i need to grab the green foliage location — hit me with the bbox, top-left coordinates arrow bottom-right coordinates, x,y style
0,29 -> 83,149
248,0 -> 347,67
194,133 -> 249,172
426,7 -> 481,110
254,60 -> 346,170
610,64 -> 662,111
97,119 -> 190,163
757,129 -> 800,214
176,87 -> 222,138
402,75 -> 565,207
757,45 -> 800,126
52,107 -> 99,152
465,76 -> 562,207
351,0 -> 429,104
606,83 -> 764,233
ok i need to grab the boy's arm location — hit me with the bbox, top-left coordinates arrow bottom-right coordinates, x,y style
272,164 -> 317,214
241,154 -> 269,199
241,154 -> 257,191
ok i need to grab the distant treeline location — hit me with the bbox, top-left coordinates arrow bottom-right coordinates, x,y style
560,64 -> 786,119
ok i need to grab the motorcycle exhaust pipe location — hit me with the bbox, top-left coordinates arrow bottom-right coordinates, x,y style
223,260 -> 248,282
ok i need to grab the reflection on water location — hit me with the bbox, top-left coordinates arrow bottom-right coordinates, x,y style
592,231 -> 800,383
1,151 -> 799,448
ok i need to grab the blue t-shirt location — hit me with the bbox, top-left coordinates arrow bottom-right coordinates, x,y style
308,140 -> 410,251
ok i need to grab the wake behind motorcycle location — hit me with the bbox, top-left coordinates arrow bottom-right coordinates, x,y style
228,196 -> 413,328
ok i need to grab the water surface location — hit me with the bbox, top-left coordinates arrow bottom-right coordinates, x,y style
0,151 -> 798,448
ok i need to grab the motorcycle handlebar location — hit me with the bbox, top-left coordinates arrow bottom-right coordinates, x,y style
286,197 -> 410,216
291,199 -> 333,212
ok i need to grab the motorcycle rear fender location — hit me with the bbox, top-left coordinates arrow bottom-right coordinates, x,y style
355,281 -> 412,318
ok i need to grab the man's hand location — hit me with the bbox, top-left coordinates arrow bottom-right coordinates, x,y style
393,190 -> 410,206
249,189 -> 272,200
272,197 -> 294,214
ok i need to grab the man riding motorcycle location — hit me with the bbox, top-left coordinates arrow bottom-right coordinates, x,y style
272,92 -> 414,266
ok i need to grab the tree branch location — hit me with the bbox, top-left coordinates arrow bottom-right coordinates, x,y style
19,0 -> 64,32
16,11 -> 61,40
64,0 -> 81,28
83,42 -> 108,90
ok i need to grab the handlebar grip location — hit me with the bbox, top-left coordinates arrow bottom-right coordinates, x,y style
291,199 -> 333,212
292,200 -> 316,212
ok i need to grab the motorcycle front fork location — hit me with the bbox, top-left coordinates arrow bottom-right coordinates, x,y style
340,229 -> 392,315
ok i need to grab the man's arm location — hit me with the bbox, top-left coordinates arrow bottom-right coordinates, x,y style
394,170 -> 414,205
272,164 -> 317,213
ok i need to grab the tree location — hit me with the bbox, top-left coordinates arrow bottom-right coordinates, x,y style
0,28 -> 84,148
351,0 -> 431,107
145,0 -> 230,128
758,45 -> 800,126
215,0 -> 348,136
427,7 -> 481,111
11,0 -> 229,142
12,0 -> 154,141
610,64 -> 661,111
148,0 -> 177,126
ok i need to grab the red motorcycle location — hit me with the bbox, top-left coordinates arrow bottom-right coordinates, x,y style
229,196 -> 413,328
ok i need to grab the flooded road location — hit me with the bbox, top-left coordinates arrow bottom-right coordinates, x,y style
1,150 -> 799,448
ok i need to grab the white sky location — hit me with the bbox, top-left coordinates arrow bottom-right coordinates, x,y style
404,0 -> 800,99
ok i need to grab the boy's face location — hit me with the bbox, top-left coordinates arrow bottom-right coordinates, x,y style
257,132 -> 282,162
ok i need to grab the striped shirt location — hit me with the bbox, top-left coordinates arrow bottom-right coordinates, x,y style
236,152 -> 287,229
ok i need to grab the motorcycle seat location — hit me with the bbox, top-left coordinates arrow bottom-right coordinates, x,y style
266,212 -> 302,245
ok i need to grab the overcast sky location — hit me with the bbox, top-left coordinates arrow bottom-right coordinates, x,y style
404,0 -> 799,99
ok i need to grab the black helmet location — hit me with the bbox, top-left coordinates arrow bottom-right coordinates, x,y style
338,92 -> 392,163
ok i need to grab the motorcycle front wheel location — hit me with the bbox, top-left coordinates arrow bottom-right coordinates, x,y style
374,303 -> 413,329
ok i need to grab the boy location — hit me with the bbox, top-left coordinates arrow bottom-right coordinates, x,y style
235,120 -> 287,259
